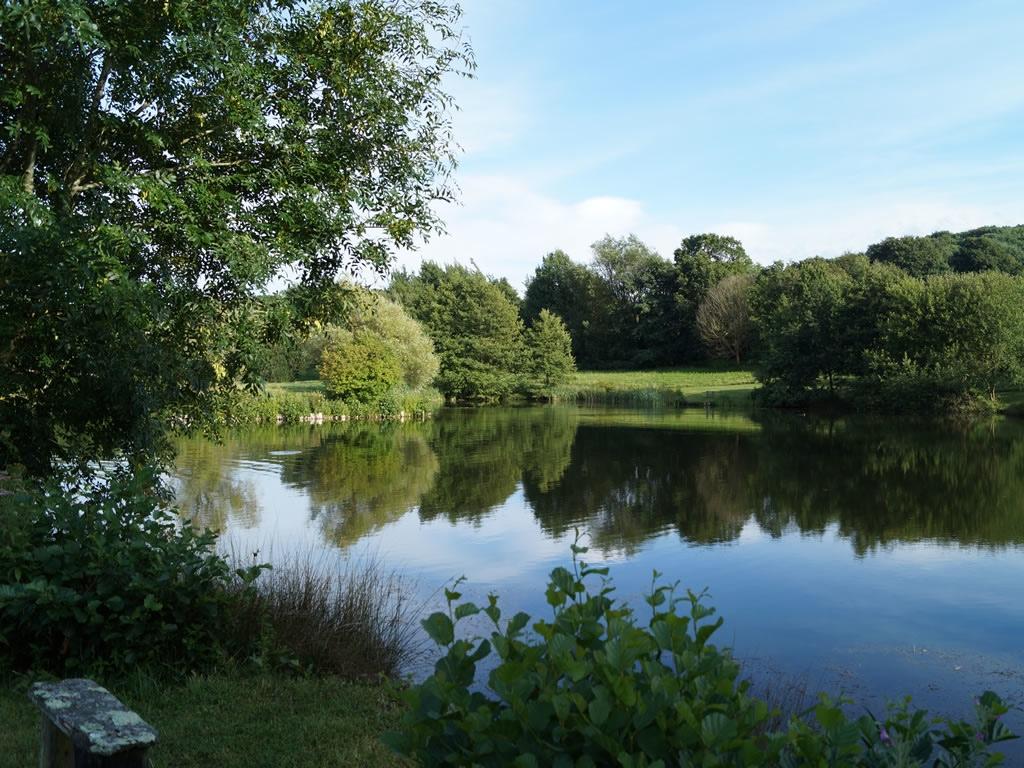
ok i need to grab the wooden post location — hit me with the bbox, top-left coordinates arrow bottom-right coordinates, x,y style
29,680 -> 157,767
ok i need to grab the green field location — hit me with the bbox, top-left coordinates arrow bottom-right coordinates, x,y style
561,367 -> 759,407
1,675 -> 405,768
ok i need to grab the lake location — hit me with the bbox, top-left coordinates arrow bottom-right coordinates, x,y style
172,406 -> 1024,742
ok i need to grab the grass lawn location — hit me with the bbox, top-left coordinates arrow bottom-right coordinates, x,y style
567,366 -> 759,407
0,675 -> 406,768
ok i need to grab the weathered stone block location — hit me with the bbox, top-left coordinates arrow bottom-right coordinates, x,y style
28,679 -> 157,767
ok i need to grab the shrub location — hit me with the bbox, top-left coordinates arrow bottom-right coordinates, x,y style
387,545 -> 1016,766
0,469 -> 258,676
320,332 -> 402,404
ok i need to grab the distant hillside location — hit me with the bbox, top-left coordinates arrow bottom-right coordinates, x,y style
865,224 -> 1024,276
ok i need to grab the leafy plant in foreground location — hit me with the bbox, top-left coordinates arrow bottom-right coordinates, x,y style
0,469 -> 262,676
387,543 -> 1016,766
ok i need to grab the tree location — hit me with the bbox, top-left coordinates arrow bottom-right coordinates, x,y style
675,233 -> 750,265
0,0 -> 471,472
591,234 -> 681,367
319,332 -> 402,404
523,250 -> 608,366
696,274 -> 754,363
750,258 -> 855,398
890,273 -> 1024,399
392,263 -> 527,403
952,234 -> 1023,274
347,293 -> 439,390
526,310 -> 576,395
865,234 -> 955,277
674,233 -> 756,361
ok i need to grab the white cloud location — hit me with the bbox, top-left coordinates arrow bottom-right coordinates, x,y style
394,174 -> 685,290
716,198 -> 1024,265
391,178 -> 1024,292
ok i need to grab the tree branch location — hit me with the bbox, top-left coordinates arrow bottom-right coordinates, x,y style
65,52 -> 113,198
22,137 -> 37,194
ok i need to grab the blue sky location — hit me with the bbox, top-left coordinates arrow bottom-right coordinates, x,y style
399,0 -> 1024,289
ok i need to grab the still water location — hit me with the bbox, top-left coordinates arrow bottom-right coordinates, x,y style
173,407 -> 1024,737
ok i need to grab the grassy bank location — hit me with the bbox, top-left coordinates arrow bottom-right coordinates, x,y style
554,366 -> 759,407
0,675 -> 406,768
231,382 -> 443,425
260,367 -> 760,414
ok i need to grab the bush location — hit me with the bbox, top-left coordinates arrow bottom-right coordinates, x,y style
320,332 -> 402,404
350,293 -> 441,390
0,469 -> 258,676
387,545 -> 1016,766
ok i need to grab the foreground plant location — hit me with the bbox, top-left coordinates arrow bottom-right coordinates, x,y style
387,543 -> 1016,766
0,468 -> 250,675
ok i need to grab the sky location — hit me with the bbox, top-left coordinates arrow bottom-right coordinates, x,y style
394,0 -> 1024,290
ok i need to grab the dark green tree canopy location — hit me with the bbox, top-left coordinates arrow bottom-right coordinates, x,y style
0,0 -> 471,471
523,250 -> 611,368
864,225 -> 1024,276
391,263 -> 526,403
590,234 -> 681,367
865,234 -> 955,277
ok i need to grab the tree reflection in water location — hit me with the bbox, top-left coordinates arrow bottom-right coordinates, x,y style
176,410 -> 1024,555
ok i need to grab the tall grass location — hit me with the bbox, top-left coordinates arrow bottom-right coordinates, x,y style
228,385 -> 443,426
227,551 -> 423,680
551,384 -> 691,408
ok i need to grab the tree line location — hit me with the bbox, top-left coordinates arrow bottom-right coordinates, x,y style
260,223 -> 1024,411
514,224 -> 1024,410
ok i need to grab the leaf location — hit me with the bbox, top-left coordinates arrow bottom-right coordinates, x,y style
455,602 -> 480,620
701,712 -> 737,746
421,612 -> 454,646
588,691 -> 611,726
507,611 -> 530,637
143,594 -> 163,612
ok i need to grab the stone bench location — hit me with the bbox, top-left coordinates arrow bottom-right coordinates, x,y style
28,679 -> 158,767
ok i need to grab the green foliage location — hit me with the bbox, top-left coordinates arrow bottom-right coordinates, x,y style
348,292 -> 441,390
387,549 -> 1016,767
752,258 -> 1024,409
319,332 -> 402,405
526,310 -> 576,397
523,250 -> 611,367
523,234 -> 755,370
0,469 -> 251,676
0,0 -> 471,473
866,234 -> 956,277
391,263 -> 527,403
864,225 -> 1024,276
591,234 -> 683,367
675,233 -> 757,360
750,258 -> 857,400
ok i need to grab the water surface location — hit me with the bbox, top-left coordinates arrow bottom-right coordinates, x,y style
173,406 -> 1024,742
